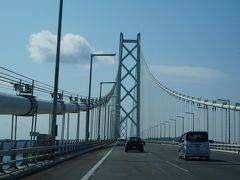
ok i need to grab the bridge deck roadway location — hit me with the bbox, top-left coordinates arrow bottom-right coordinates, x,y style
23,143 -> 240,180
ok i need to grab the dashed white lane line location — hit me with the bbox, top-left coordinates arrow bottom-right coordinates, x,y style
81,148 -> 114,180
165,161 -> 189,173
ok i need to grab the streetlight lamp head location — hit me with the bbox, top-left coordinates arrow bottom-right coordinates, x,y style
91,53 -> 116,57
185,112 -> 194,115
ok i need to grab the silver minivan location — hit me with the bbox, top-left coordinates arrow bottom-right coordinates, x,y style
178,131 -> 210,160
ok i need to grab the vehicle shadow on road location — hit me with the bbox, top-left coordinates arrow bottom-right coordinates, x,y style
181,158 -> 240,166
187,158 -> 226,162
124,150 -> 149,153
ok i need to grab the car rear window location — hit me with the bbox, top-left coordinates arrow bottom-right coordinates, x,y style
129,137 -> 141,142
186,132 -> 208,142
117,139 -> 125,142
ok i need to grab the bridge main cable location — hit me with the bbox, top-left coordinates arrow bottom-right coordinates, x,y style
141,57 -> 240,111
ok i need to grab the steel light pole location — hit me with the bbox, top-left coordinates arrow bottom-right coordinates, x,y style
198,106 -> 209,134
153,127 -> 155,139
110,109 -> 120,138
98,81 -> 116,140
51,0 -> 63,145
154,126 -> 156,139
217,99 -> 231,144
107,104 -> 119,139
85,53 -> 116,141
158,125 -> 162,140
160,123 -> 165,141
156,125 -> 160,140
176,116 -> 184,134
154,125 -> 158,139
164,121 -> 171,141
169,119 -> 176,140
185,112 -> 194,131
146,128 -> 150,139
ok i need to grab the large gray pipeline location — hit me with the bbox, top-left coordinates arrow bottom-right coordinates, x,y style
0,92 -> 97,115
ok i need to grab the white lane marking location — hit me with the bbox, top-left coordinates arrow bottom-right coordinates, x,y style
165,161 -> 189,173
161,144 -> 177,147
81,148 -> 113,180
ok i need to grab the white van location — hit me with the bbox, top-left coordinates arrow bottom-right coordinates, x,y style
178,131 -> 210,160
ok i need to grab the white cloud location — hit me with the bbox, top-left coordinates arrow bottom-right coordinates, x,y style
28,30 -> 115,65
149,65 -> 226,80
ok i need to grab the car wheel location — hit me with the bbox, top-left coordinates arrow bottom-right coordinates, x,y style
206,156 -> 210,161
125,148 -> 128,152
183,153 -> 188,160
178,152 -> 182,159
140,149 -> 144,152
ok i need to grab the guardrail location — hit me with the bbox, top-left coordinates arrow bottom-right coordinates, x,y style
145,140 -> 179,145
0,139 -> 115,179
210,143 -> 240,153
145,140 -> 240,154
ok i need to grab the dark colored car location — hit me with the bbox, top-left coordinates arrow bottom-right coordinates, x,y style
125,137 -> 144,152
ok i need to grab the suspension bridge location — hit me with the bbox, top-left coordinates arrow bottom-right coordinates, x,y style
0,31 -> 240,179
0,2 -> 240,178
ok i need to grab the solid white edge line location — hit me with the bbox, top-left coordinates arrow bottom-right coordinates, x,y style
81,148 -> 114,180
165,161 -> 189,173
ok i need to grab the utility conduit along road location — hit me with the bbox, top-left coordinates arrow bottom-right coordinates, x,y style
23,143 -> 240,180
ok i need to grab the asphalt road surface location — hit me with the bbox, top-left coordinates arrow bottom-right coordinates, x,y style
23,143 -> 240,180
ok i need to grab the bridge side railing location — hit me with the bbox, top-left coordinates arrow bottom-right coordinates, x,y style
210,143 -> 240,153
0,139 -> 115,176
145,140 -> 240,153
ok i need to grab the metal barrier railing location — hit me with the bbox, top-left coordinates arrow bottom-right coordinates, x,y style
0,139 -> 114,176
145,140 -> 240,154
210,143 -> 240,153
145,140 -> 179,145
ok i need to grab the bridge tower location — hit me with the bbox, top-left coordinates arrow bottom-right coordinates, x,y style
116,33 -> 141,138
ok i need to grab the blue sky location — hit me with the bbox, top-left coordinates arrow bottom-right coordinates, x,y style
0,0 -> 240,102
